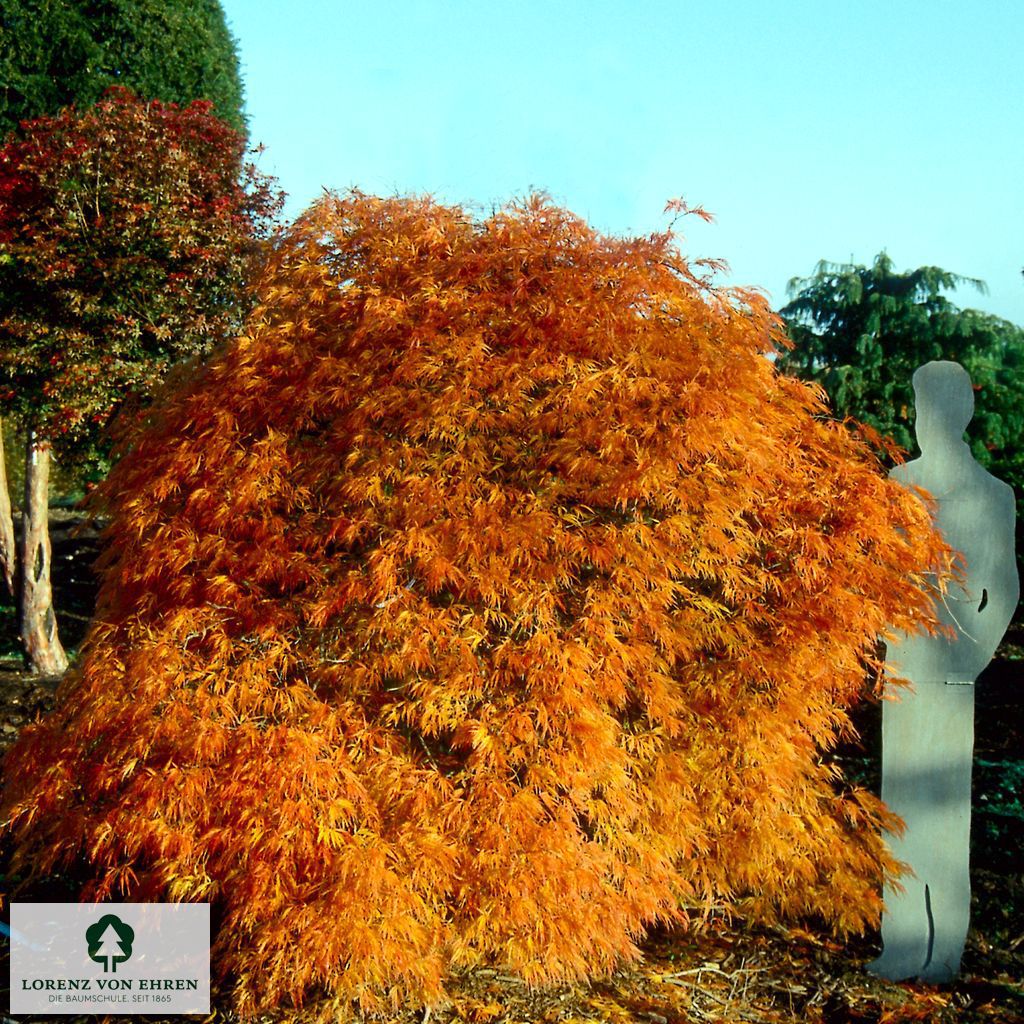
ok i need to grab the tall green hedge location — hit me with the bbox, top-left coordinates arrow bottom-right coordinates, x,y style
0,0 -> 246,138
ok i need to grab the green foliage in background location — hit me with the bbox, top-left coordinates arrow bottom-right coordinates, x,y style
2,416 -> 101,509
777,253 -> 1024,603
974,760 -> 1024,873
0,0 -> 245,138
0,88 -> 279,465
778,253 -> 1024,477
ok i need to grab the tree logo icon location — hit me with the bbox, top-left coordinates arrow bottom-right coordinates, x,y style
85,914 -> 135,973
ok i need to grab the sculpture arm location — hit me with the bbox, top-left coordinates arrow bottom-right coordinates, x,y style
962,484 -> 1019,681
984,486 -> 1019,630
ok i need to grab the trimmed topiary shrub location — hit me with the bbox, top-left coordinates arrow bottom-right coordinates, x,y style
1,192 -> 952,1018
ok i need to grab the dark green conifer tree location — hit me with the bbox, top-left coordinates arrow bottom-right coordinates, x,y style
778,252 -> 1024,611
0,0 -> 245,138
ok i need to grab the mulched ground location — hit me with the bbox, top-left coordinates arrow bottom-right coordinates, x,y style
0,517 -> 1021,1022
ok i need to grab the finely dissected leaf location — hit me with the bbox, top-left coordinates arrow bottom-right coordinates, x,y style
1,191 -> 953,1019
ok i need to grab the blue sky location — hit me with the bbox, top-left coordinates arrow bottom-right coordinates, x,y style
221,0 -> 1023,325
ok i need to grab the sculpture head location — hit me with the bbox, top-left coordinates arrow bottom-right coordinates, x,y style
912,360 -> 974,454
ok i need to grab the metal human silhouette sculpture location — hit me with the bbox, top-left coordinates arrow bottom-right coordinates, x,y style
869,361 -> 1019,983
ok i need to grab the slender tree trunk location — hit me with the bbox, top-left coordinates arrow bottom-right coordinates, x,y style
19,428 -> 67,677
0,417 -> 15,598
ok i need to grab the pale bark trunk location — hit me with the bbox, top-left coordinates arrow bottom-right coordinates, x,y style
19,429 -> 67,676
0,417 -> 15,598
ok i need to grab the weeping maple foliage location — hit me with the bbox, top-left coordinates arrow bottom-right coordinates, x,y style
1,192 -> 954,1018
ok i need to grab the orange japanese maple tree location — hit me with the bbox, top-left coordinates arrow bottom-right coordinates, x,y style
1,191 -> 953,1018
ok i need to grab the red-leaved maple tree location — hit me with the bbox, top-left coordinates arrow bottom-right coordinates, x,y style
0,86 -> 280,674
1,192 -> 953,1018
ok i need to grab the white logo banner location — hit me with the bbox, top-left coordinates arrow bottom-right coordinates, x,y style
9,902 -> 210,1015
